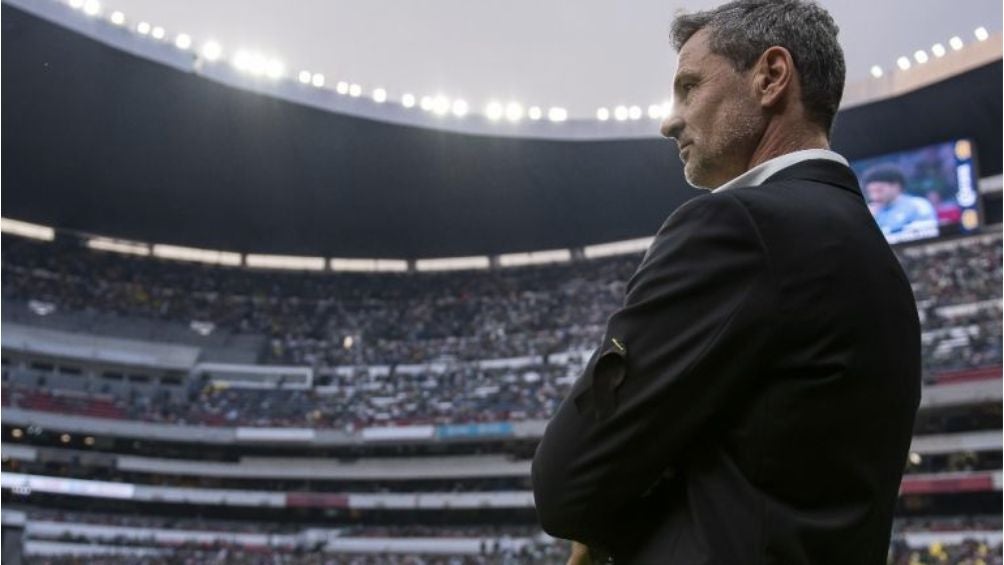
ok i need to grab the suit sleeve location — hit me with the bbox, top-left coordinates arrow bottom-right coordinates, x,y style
531,192 -> 777,547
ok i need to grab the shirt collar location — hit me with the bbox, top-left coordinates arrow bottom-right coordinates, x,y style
712,148 -> 849,193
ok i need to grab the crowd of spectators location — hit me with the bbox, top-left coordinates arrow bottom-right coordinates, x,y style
888,538 -> 1002,565
26,549 -> 568,565
11,505 -> 1004,564
16,507 -> 567,565
22,539 -> 1004,565
4,359 -> 579,427
2,231 -> 1001,430
3,232 -> 1000,376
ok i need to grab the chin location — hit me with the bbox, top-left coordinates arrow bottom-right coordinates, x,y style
683,165 -> 714,191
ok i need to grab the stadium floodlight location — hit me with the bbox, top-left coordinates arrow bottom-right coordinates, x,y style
433,96 -> 450,115
485,101 -> 504,121
974,27 -> 989,42
420,96 -> 434,111
372,88 -> 387,102
69,0 -> 84,9
949,36 -> 964,51
505,102 -> 524,122
82,0 -> 100,16
451,99 -> 468,117
0,218 -> 55,241
547,107 -> 567,122
151,26 -> 165,40
647,104 -> 663,119
109,11 -> 125,25
60,434 -> 71,443
896,56 -> 911,71
174,33 -> 192,50
265,58 -> 285,79
330,258 -> 407,272
201,41 -> 222,61
584,236 -> 655,258
298,70 -> 312,84
245,254 -> 325,271
401,93 -> 416,108
348,83 -> 362,97
498,249 -> 572,267
596,107 -> 610,121
336,81 -> 349,94
931,43 -> 946,58
528,106 -> 542,120
311,73 -> 325,88
913,50 -> 928,64
628,106 -> 642,120
152,244 -> 242,266
613,105 -> 629,121
415,256 -> 491,272
908,452 -> 922,465
136,21 -> 151,35
87,237 -> 150,256
869,65 -> 883,78
233,51 -> 251,72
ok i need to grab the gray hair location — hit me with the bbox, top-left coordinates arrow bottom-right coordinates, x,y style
671,0 -> 845,135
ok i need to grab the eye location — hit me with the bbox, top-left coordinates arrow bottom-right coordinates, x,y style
676,81 -> 697,101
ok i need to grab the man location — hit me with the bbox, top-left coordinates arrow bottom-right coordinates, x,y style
862,164 -> 939,235
531,1 -> 922,564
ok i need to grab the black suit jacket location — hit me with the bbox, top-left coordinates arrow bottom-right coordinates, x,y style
532,159 -> 921,564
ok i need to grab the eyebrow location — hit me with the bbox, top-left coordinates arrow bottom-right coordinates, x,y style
673,70 -> 701,92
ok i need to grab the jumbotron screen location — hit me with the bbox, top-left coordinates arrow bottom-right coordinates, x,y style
851,139 -> 981,245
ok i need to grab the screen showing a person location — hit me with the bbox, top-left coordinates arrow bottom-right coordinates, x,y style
851,139 -> 981,245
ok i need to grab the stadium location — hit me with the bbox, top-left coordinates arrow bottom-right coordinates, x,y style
1,0 -> 1001,563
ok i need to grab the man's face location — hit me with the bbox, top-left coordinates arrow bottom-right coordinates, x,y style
661,29 -> 765,189
865,181 -> 902,205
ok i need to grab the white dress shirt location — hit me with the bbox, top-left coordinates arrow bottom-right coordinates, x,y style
712,148 -> 849,193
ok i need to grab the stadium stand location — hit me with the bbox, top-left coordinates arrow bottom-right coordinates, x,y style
1,228 -> 1001,564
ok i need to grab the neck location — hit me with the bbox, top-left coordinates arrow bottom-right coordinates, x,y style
747,118 -> 830,170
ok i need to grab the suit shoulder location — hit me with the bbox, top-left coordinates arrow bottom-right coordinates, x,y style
668,191 -> 753,225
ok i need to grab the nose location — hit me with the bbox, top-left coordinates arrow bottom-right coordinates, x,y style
660,111 -> 683,141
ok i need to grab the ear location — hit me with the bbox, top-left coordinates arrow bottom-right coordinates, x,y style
752,46 -> 795,110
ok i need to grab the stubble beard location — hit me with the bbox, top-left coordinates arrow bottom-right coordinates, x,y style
683,110 -> 764,191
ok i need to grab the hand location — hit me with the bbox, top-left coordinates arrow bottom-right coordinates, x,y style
566,541 -> 594,565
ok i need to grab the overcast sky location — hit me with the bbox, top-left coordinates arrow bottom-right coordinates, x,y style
107,0 -> 1002,118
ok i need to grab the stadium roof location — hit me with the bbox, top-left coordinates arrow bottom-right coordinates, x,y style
2,3 -> 1002,258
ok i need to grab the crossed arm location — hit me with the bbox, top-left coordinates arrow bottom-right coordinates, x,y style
531,192 -> 775,551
